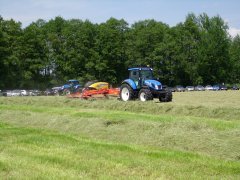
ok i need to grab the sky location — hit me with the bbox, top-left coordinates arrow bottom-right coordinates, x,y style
0,0 -> 240,37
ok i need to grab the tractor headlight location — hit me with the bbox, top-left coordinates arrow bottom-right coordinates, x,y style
155,84 -> 158,89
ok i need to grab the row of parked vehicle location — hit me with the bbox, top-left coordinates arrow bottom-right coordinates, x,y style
0,80 -> 82,97
0,90 -> 42,97
172,84 -> 239,92
1,83 -> 239,97
0,80 -> 81,97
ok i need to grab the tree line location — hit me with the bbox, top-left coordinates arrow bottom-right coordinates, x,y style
0,13 -> 240,89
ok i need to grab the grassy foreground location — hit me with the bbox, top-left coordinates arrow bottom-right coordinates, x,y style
0,91 -> 240,179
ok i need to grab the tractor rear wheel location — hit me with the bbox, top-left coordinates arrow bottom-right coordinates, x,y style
120,84 -> 134,101
159,89 -> 172,102
138,89 -> 153,102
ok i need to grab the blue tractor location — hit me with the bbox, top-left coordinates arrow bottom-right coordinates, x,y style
60,79 -> 82,95
120,67 -> 172,102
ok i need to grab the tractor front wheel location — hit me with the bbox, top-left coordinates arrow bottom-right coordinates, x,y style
159,89 -> 172,102
138,89 -> 153,102
120,84 -> 134,101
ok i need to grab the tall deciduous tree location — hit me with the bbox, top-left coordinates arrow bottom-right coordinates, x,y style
197,14 -> 230,84
95,18 -> 129,84
20,19 -> 50,89
229,35 -> 240,83
126,20 -> 168,67
0,17 -> 22,89
168,14 -> 202,85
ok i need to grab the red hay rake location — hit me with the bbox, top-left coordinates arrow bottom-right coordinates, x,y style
67,88 -> 120,99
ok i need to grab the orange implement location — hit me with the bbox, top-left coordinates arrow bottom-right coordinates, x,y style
82,88 -> 108,99
67,88 -> 120,99
107,88 -> 120,97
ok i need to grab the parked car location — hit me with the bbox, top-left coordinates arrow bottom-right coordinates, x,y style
175,85 -> 185,92
168,87 -> 176,92
29,90 -> 41,96
205,85 -> 213,91
11,90 -> 21,96
2,90 -> 12,96
232,85 -> 239,90
213,84 -> 220,91
212,84 -> 227,91
20,90 -> 29,96
185,86 -> 194,91
219,84 -> 227,90
44,88 -> 59,96
194,85 -> 205,91
52,87 -> 62,95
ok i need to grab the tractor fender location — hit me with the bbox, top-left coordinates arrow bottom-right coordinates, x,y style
121,79 -> 137,90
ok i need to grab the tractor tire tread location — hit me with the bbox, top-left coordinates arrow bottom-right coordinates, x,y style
159,89 -> 172,102
139,88 -> 153,101
120,84 -> 134,101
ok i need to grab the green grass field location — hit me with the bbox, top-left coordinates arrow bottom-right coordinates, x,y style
0,91 -> 240,179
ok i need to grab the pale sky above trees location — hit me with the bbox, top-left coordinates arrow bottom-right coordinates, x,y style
0,0 -> 240,36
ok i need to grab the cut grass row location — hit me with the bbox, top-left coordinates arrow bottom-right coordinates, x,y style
0,122 -> 239,179
0,103 -> 239,161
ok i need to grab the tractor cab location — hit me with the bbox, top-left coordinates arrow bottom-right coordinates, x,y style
120,67 -> 172,102
126,67 -> 162,91
129,67 -> 154,88
62,80 -> 81,90
68,80 -> 80,86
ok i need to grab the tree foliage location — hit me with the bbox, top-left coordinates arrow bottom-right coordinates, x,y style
0,14 -> 239,89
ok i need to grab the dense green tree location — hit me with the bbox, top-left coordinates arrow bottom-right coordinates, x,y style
126,20 -> 168,67
95,18 -> 129,84
55,19 -> 98,82
20,19 -> 50,89
152,14 -> 202,86
0,17 -> 8,89
197,14 -> 231,84
152,29 -> 180,86
43,16 -> 67,84
0,17 -> 22,89
229,35 -> 240,83
0,13 -> 239,90
170,14 -> 202,85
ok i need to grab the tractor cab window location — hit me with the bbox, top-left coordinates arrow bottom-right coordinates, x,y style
129,70 -> 139,81
69,80 -> 79,85
140,70 -> 153,80
129,70 -> 140,87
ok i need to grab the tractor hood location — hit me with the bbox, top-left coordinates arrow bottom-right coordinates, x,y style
61,84 -> 71,90
144,79 -> 162,90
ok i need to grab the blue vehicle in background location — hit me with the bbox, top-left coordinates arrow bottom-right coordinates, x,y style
213,84 -> 228,91
60,79 -> 82,94
213,85 -> 220,91
120,67 -> 172,102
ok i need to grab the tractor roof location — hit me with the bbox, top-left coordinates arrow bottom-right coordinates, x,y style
128,67 -> 153,71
